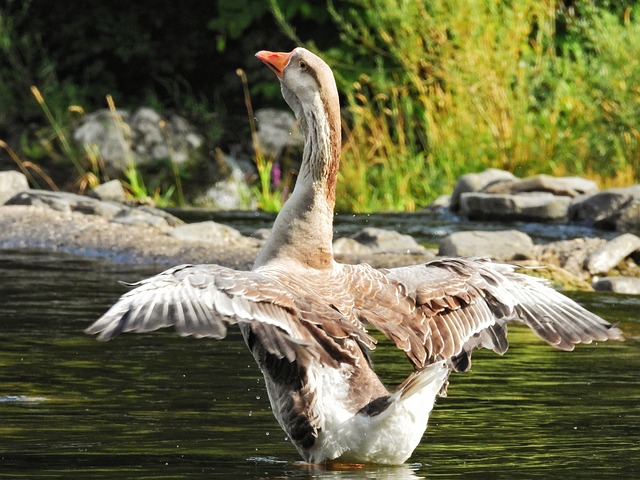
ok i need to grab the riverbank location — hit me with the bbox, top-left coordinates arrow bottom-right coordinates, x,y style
2,169 -> 640,293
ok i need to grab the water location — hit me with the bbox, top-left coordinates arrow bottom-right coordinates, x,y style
1,249 -> 639,479
165,209 -> 620,246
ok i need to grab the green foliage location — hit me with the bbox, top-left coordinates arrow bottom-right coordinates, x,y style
278,0 -> 640,212
1,0 -> 639,213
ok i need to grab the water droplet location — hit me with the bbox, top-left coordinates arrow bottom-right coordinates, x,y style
265,431 -> 270,436
248,411 -> 253,417
256,395 -> 261,400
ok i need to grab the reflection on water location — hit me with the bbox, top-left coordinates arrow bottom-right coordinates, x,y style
1,250 -> 638,479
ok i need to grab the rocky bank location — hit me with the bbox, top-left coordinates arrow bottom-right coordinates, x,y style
1,168 -> 640,294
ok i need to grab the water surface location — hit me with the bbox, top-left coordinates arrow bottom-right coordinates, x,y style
1,250 -> 638,479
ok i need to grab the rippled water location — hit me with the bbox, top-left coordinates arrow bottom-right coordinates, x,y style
1,249 -> 639,479
166,209 -> 621,246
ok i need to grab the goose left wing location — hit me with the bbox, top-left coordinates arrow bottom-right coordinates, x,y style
86,264 -> 312,362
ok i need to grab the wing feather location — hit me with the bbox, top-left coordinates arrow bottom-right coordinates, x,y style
367,257 -> 623,368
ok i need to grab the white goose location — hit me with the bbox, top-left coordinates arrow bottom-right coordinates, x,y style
87,48 -> 623,465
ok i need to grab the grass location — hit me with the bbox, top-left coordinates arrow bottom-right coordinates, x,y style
2,87 -> 186,207
2,1 -> 639,213
274,0 -> 640,212
237,68 -> 287,213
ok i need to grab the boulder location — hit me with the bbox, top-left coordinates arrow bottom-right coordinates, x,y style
438,230 -> 534,260
251,228 -> 272,242
533,237 -> 606,279
73,107 -> 204,173
450,168 -> 517,211
332,237 -> 373,256
88,179 -> 127,203
255,108 -> 303,158
569,185 -> 640,231
423,194 -> 451,214
348,227 -> 427,254
592,276 -> 640,295
585,233 -> 640,275
5,190 -> 183,230
198,167 -> 255,210
459,192 -> 571,221
0,171 -> 29,204
485,174 -> 599,198
170,221 -> 259,248
111,208 -> 173,231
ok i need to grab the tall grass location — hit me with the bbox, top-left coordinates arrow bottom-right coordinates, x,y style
274,0 -> 640,212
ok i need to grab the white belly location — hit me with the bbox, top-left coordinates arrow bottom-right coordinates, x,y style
307,361 -> 449,464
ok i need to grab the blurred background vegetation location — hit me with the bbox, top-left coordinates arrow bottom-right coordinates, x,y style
0,0 -> 638,212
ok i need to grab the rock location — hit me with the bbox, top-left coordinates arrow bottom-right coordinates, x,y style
533,237 -> 606,279
569,185 -> 640,231
198,166 -> 255,210
170,221 -> 259,248
585,233 -> 640,275
5,190 -> 183,230
111,209 -> 172,231
593,276 -> 640,295
485,174 -> 599,198
137,206 -> 184,228
255,108 -> 303,158
89,180 -> 127,203
332,237 -> 373,256
450,168 -> 517,211
251,228 -> 272,241
423,194 -> 451,214
348,227 -> 427,254
459,192 -> 571,221
611,200 -> 640,232
438,230 -> 534,260
73,107 -> 204,173
0,171 -> 29,204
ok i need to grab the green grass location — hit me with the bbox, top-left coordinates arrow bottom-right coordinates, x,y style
275,0 -> 640,212
2,1 -> 639,213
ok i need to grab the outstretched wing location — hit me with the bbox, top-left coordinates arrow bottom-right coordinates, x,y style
348,258 -> 623,369
86,263 -> 378,366
86,264 -> 313,361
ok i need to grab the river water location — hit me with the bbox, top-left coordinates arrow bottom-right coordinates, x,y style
1,213 -> 639,479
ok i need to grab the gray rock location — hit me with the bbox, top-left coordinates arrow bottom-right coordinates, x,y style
170,221 -> 259,248
0,171 -> 29,204
611,200 -> 640,232
450,168 -> 517,211
332,237 -> 373,256
5,190 -> 183,230
423,194 -> 451,214
569,185 -> 640,231
111,209 -> 172,231
459,192 -> 571,221
198,167 -> 255,210
349,227 -> 427,254
73,107 -> 204,173
592,276 -> 640,295
533,237 -> 606,279
137,206 -> 184,228
485,174 -> 599,198
89,180 -> 127,203
255,108 -> 303,158
73,109 -> 132,172
585,233 -> 640,275
251,228 -> 272,241
438,230 -> 534,260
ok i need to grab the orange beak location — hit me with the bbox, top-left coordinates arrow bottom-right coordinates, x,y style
256,50 -> 292,78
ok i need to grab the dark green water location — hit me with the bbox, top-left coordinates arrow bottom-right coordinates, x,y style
1,250 -> 638,479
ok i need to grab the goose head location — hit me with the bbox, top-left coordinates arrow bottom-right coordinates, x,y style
256,48 -> 340,140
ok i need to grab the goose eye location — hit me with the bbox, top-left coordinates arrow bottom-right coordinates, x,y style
299,60 -> 308,70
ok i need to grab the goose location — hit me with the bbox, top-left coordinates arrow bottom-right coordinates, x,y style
86,47 -> 623,465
